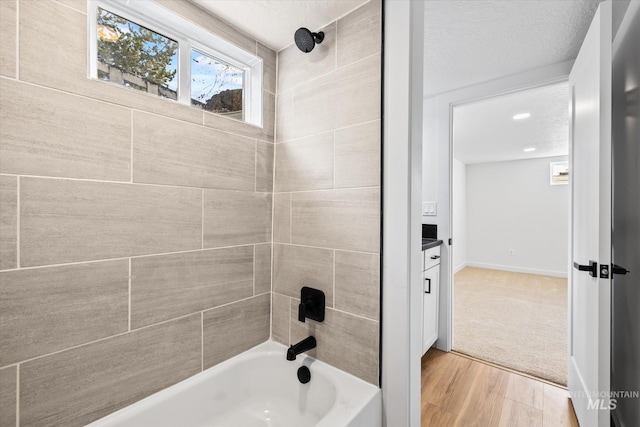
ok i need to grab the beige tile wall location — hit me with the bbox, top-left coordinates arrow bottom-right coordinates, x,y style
272,0 -> 381,385
0,1 -> 274,425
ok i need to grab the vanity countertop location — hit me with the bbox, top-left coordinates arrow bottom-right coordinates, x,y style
422,238 -> 443,251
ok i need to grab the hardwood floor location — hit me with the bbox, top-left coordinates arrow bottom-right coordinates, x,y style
421,349 -> 579,426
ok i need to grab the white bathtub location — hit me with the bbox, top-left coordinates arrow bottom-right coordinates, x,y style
86,340 -> 381,427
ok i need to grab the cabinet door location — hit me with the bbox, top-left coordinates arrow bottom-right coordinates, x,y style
422,266 -> 439,355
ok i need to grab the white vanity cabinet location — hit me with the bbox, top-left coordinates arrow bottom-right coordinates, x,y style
422,245 -> 441,355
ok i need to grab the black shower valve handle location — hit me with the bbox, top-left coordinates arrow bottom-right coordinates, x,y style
298,287 -> 325,323
298,299 -> 313,323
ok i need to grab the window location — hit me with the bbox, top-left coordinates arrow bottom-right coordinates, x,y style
191,49 -> 244,120
96,8 -> 178,100
88,0 -> 262,126
550,161 -> 569,185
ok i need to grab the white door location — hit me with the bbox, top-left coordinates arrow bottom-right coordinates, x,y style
568,2 -> 612,426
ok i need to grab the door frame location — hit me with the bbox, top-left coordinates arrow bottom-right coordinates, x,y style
426,61 -> 574,352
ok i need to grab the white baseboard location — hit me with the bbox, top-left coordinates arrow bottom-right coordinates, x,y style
464,262 -> 568,278
453,262 -> 467,274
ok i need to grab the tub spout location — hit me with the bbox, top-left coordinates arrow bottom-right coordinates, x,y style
286,336 -> 316,361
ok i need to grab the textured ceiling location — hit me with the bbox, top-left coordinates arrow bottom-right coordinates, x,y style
192,0 -> 368,51
424,0 -> 601,97
453,82 -> 569,164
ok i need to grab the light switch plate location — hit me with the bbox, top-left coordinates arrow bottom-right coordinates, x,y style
422,202 -> 437,216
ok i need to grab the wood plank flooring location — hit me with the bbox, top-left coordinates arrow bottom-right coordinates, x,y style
421,349 -> 579,426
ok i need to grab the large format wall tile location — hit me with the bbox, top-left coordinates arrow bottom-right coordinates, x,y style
291,188 -> 380,252
273,193 -> 291,243
273,244 -> 333,304
332,55 -> 381,130
290,307 -> 379,384
334,120 -> 380,188
254,243 -> 272,295
290,73 -> 334,140
335,251 -> 380,320
0,260 -> 129,366
133,112 -> 255,190
131,247 -> 253,328
203,294 -> 270,368
292,55 -> 380,139
337,0 -> 381,68
256,142 -> 274,192
275,133 -> 334,192
20,315 -> 201,427
0,0 -> 16,78
203,111 -> 273,143
0,79 -> 131,181
277,22 -> 336,93
276,90 -> 294,143
0,175 -> 17,270
19,0 -> 88,97
271,292 -> 290,345
20,178 -> 202,267
258,43 -> 277,94
262,91 -> 276,142
0,366 -> 16,427
203,190 -> 271,248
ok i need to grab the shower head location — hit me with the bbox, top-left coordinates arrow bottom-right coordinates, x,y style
294,27 -> 324,53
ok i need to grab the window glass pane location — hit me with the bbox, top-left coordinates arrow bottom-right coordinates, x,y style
191,49 -> 244,120
96,8 -> 178,99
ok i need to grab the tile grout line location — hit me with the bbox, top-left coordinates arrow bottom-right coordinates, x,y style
254,140 -> 257,192
276,118 -> 381,146
130,110 -> 134,183
15,364 -> 19,427
269,242 -> 379,256
275,185 -> 380,194
0,171 -> 259,192
287,296 -> 291,345
0,243 -> 267,273
128,258 -> 131,331
16,176 -> 20,269
15,0 -> 19,81
0,242 -> 378,274
334,20 -> 338,71
288,192 -> 292,243
252,245 -> 256,296
201,312 -> 204,372
332,249 -> 336,307
2,311 -> 204,369
201,189 -> 204,250
52,0 -> 85,14
333,130 -> 336,189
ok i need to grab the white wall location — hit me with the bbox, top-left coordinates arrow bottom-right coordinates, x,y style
422,98 -> 439,208
466,156 -> 569,277
452,159 -> 467,272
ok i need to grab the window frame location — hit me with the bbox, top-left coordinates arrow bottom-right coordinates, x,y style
87,0 -> 263,127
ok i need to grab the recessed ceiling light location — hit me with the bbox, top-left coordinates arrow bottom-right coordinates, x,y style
513,113 -> 531,120
524,147 -> 536,152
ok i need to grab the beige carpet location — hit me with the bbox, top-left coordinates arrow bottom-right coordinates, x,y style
453,267 -> 567,385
